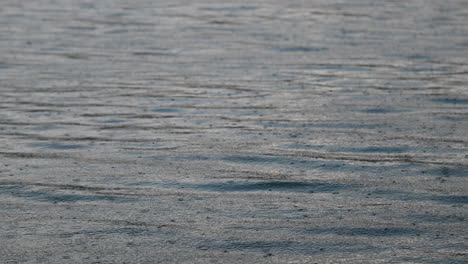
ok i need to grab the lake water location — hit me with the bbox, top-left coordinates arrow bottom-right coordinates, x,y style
1,0 -> 467,263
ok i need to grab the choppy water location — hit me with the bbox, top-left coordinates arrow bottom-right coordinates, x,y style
1,0 -> 467,263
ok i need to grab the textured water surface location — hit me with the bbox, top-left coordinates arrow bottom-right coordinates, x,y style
1,0 -> 468,263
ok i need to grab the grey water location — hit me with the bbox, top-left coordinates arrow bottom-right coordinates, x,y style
1,0 -> 468,263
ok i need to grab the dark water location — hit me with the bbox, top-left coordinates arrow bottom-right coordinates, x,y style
1,0 -> 468,263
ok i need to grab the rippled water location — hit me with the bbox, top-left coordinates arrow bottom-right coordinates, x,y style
1,0 -> 468,263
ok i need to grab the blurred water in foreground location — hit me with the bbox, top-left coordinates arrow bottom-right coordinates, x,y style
0,0 -> 467,263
